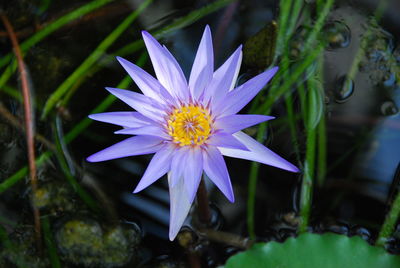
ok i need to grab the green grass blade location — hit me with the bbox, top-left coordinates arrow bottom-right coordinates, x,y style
316,114 -> 327,186
377,190 -> 400,246
0,54 -> 145,193
41,0 -> 152,119
115,0 -> 237,56
0,0 -> 115,89
42,216 -> 61,268
247,122 -> 268,239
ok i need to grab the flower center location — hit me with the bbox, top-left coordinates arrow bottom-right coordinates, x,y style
167,105 -> 212,146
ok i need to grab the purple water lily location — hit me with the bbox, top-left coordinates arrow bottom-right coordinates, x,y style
87,26 -> 299,240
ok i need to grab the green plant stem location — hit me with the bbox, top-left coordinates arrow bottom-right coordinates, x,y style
255,45 -> 323,114
53,117 -> 99,211
41,0 -> 152,119
299,76 -> 320,233
2,0 -> 235,110
376,191 -> 400,247
247,121 -> 267,239
115,0 -> 237,57
0,224 -> 12,249
0,0 -> 115,89
0,52 -> 141,193
299,123 -> 316,233
302,0 -> 334,52
346,0 -> 387,84
316,114 -> 326,186
42,216 -> 61,268
275,0 -> 292,56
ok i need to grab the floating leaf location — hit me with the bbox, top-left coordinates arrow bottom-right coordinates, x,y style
224,233 -> 400,268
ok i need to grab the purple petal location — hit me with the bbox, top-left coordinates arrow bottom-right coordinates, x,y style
206,132 -> 248,151
183,148 -> 203,203
142,31 -> 188,101
114,125 -> 169,139
189,25 -> 214,100
116,56 -> 175,104
133,144 -> 175,193
202,146 -> 234,202
215,114 -> 275,133
88,112 -> 152,128
106,87 -> 165,121
215,67 -> 278,117
218,131 -> 300,172
87,135 -> 163,162
167,173 -> 192,241
203,45 -> 242,104
170,146 -> 189,187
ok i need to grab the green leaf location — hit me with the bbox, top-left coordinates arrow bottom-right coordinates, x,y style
224,233 -> 400,268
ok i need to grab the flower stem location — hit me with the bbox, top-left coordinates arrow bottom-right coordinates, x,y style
0,12 -> 41,251
196,177 -> 211,225
376,188 -> 400,247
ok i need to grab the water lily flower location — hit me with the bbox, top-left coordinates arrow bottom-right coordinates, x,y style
87,26 -> 299,240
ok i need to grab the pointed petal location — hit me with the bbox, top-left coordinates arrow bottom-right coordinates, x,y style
116,56 -> 174,104
206,132 -> 248,151
202,146 -> 234,202
106,87 -> 165,121
218,131 -> 300,172
114,125 -> 169,139
189,25 -> 214,100
215,114 -> 275,133
142,31 -> 188,100
170,147 -> 189,187
162,45 -> 189,101
88,112 -> 152,128
133,144 -> 175,193
183,148 -> 203,203
203,45 -> 242,104
215,67 -> 278,116
168,173 -> 192,241
87,136 -> 163,162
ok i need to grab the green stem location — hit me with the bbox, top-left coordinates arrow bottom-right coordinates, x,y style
255,45 -> 323,114
42,216 -> 61,268
247,122 -> 267,239
302,0 -> 334,52
0,224 -> 12,249
53,117 -> 99,211
299,123 -> 316,233
0,0 -> 115,89
299,77 -> 319,233
0,52 -> 141,193
41,0 -> 152,119
376,190 -> 400,246
316,114 -> 327,186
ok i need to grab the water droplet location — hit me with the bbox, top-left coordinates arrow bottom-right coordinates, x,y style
383,72 -> 396,87
350,226 -> 371,242
380,101 -> 399,115
326,224 -> 349,235
333,76 -> 354,103
323,21 -> 351,50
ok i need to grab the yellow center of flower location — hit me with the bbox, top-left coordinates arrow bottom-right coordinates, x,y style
167,105 -> 212,146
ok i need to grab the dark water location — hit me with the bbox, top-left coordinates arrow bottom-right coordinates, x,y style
0,0 -> 400,267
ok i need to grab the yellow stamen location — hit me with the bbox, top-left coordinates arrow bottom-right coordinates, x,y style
167,105 -> 212,146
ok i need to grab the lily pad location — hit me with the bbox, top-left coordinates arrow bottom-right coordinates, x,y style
224,233 -> 400,268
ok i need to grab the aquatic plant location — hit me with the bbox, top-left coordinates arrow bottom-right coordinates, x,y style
87,26 -> 299,240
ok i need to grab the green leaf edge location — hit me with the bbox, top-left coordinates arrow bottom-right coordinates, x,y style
224,233 -> 400,268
